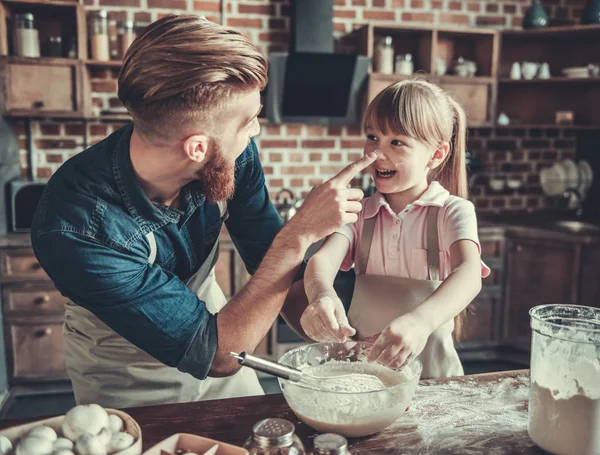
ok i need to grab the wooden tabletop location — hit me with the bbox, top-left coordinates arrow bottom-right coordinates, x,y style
1,369 -> 547,455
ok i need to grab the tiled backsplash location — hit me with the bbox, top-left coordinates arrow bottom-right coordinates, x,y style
10,0 -> 587,213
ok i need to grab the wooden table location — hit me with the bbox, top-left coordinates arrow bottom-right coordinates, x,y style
1,370 -> 546,454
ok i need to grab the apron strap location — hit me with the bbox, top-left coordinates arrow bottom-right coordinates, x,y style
427,206 -> 441,281
146,232 -> 158,265
356,206 -> 442,280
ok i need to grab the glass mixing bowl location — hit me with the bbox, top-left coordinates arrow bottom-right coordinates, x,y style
277,341 -> 422,438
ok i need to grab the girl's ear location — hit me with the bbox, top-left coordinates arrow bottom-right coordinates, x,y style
428,142 -> 450,170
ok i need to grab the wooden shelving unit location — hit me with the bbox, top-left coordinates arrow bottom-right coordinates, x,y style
85,59 -> 122,68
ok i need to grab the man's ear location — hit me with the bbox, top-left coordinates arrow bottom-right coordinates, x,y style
183,134 -> 210,163
428,142 -> 450,170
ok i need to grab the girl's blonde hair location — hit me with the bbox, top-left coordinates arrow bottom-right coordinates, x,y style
362,78 -> 468,199
363,79 -> 469,339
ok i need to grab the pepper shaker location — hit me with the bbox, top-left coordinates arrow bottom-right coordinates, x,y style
312,434 -> 351,455
243,418 -> 306,454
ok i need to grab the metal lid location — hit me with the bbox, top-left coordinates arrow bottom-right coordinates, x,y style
15,13 -> 35,21
89,10 -> 108,18
252,418 -> 295,448
314,434 -> 349,455
384,35 -> 393,46
117,20 -> 135,30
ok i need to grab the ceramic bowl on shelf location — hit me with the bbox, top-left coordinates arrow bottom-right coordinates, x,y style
278,341 -> 422,438
561,66 -> 590,78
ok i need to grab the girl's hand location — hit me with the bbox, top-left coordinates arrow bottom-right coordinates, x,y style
366,313 -> 431,369
300,293 -> 356,343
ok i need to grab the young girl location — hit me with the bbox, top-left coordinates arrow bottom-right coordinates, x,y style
300,79 -> 490,379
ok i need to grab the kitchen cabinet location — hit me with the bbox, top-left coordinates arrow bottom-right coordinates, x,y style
503,236 -> 580,346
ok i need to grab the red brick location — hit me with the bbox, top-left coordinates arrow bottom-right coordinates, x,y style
261,140 -> 297,148
440,13 -> 470,24
148,0 -> 186,8
263,166 -> 274,175
83,0 -> 93,5
301,140 -> 336,149
100,0 -> 140,6
320,165 -> 344,174
238,4 -> 275,14
35,139 -> 77,149
334,0 -> 347,5
448,1 -> 462,10
258,31 -> 288,43
372,0 -> 387,6
503,4 -> 517,14
334,9 -> 356,18
348,153 -> 362,161
410,0 -> 424,8
37,168 -> 52,179
108,11 -> 127,21
334,22 -> 348,33
269,18 -> 286,29
309,153 -> 323,162
491,198 -> 506,208
92,81 -> 118,94
268,44 -> 287,53
134,12 -> 152,23
347,126 -> 362,136
205,15 -> 220,23
290,178 -> 304,187
65,124 -> 85,135
392,0 -> 404,6
329,153 -> 342,162
281,166 -> 315,175
90,125 -> 108,136
510,198 -> 524,208
402,12 -> 434,22
307,126 -> 325,136
109,98 -> 124,108
289,152 -> 303,162
18,139 -> 27,150
475,199 -> 490,209
193,1 -> 221,12
309,178 -> 323,186
40,124 -> 61,135
228,18 -> 263,28
269,179 -> 284,188
269,153 -> 283,162
45,153 -> 64,164
431,0 -> 442,8
485,3 -> 499,13
328,126 -> 343,136
511,16 -> 524,27
467,2 -> 481,12
341,139 -> 365,149
265,125 -> 281,135
352,0 -> 366,5
286,126 -> 302,135
363,10 -> 395,20
476,15 -> 507,26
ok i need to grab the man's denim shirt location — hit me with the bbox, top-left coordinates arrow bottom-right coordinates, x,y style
31,124 -> 283,380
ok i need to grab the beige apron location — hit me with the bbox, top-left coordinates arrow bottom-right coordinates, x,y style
347,207 -> 464,379
62,203 -> 264,408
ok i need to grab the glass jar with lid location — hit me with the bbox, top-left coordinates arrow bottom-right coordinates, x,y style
117,20 -> 135,59
14,13 -> 40,58
243,418 -> 306,455
88,10 -> 110,61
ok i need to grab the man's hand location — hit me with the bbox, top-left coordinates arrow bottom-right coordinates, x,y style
366,312 -> 432,369
300,293 -> 356,342
287,152 -> 377,244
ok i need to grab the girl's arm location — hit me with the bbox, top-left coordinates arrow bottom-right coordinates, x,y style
301,233 -> 357,342
368,239 -> 482,367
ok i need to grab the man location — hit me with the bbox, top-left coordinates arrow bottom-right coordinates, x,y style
31,14 -> 374,408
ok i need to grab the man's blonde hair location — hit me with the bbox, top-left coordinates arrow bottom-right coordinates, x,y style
118,15 -> 267,140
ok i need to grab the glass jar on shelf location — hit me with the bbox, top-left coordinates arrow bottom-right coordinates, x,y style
117,20 -> 136,59
88,10 -> 110,61
14,13 -> 40,58
374,36 -> 394,75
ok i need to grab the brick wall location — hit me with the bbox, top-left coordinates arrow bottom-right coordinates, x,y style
11,0 -> 586,213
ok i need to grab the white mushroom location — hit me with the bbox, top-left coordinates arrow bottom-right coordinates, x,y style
107,416 -> 122,436
0,435 -> 13,455
16,437 -> 54,455
53,439 -> 74,452
54,451 -> 75,455
28,427 -> 57,442
75,434 -> 106,455
107,433 -> 133,454
62,405 -> 109,442
96,429 -> 111,450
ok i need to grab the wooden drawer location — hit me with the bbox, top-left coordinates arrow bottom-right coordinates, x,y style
0,249 -> 50,283
1,59 -> 84,116
3,285 -> 65,315
7,322 -> 67,381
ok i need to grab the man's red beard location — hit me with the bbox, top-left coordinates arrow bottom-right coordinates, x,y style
197,144 -> 236,203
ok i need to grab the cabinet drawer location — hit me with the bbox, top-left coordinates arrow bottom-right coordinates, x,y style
3,286 -> 65,314
7,322 -> 67,381
0,249 -> 50,283
2,60 -> 82,114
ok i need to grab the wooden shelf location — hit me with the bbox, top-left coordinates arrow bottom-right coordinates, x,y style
1,0 -> 79,7
494,124 -> 600,130
499,77 -> 600,84
371,73 -> 495,84
502,24 -> 600,38
85,60 -> 122,68
4,56 -> 79,66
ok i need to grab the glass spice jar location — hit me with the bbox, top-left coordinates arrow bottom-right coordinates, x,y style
88,10 -> 110,61
312,434 -> 351,455
14,13 -> 40,58
243,418 -> 306,455
117,20 -> 135,59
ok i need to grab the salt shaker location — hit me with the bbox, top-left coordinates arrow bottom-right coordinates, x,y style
374,36 -> 394,75
243,418 -> 306,455
312,434 -> 351,455
14,13 -> 40,58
